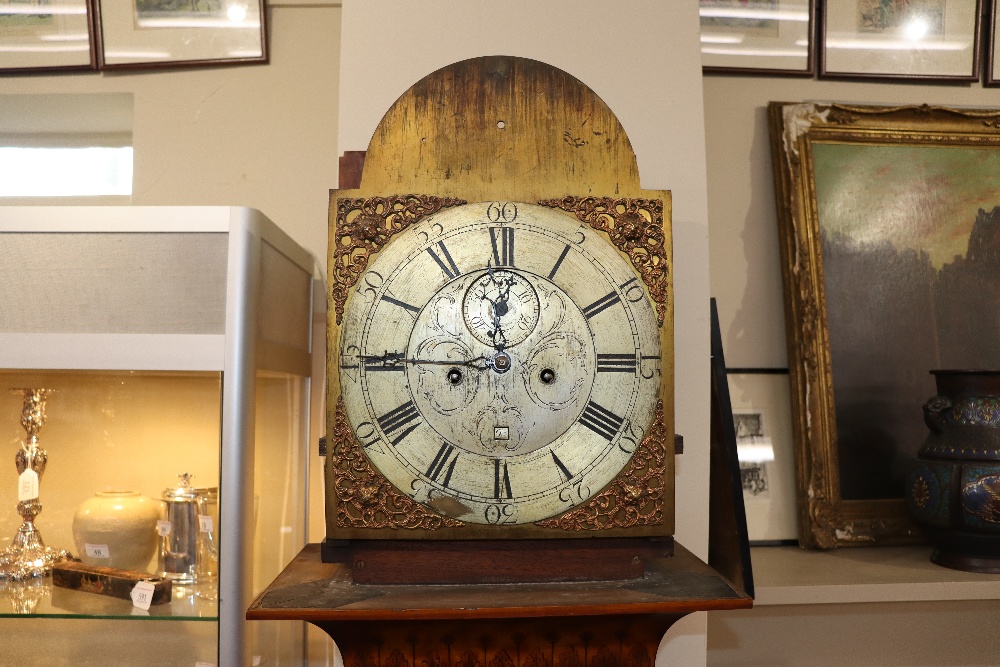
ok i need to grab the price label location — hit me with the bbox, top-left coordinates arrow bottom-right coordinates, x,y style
198,515 -> 213,533
156,520 -> 172,536
17,469 -> 39,502
130,580 -> 155,611
84,543 -> 110,559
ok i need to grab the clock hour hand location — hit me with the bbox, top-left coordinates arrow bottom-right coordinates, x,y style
483,264 -> 512,351
364,351 -> 489,371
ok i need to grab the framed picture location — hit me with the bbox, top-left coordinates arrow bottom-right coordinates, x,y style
820,0 -> 981,80
728,372 -> 798,544
0,0 -> 96,74
767,101 -> 1000,548
700,0 -> 815,75
987,0 -> 1000,84
96,0 -> 267,69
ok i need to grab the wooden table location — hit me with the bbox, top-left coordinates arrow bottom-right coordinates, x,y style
248,543 -> 751,666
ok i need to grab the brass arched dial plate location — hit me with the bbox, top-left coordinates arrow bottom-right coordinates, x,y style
338,202 -> 661,525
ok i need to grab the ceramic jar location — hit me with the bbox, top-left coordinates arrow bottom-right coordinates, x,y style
72,491 -> 160,572
907,370 -> 1000,572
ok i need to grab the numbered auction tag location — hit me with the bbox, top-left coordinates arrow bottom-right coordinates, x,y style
17,469 -> 39,502
198,515 -> 213,533
84,543 -> 110,559
130,580 -> 155,611
156,520 -> 172,536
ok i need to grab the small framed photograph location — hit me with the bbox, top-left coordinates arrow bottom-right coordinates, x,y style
728,372 -> 798,544
0,0 -> 97,74
700,0 -> 815,75
821,0 -> 981,80
97,0 -> 267,70
987,0 -> 1000,84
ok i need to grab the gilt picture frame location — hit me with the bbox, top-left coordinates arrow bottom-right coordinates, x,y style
96,0 -> 267,70
0,0 -> 97,74
767,101 -> 1000,548
820,0 -> 981,80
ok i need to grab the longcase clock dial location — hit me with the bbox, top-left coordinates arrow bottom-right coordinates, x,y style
338,202 -> 661,525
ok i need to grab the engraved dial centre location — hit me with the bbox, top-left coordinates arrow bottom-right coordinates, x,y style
408,272 -> 594,458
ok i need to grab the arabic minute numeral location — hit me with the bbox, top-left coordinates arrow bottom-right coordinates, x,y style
620,277 -> 645,303
484,503 -> 516,524
486,201 -> 518,223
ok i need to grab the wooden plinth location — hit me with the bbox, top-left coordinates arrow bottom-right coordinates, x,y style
248,543 -> 751,666
322,537 -> 674,585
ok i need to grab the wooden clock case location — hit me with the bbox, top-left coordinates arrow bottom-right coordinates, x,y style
248,56 -> 751,666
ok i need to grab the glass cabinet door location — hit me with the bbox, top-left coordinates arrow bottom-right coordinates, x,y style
0,370 -> 223,666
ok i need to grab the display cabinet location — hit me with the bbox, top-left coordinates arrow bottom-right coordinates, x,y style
0,206 -> 316,667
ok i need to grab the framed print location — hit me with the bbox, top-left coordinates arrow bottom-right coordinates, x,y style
0,0 -> 96,74
821,0 -> 981,80
768,101 -> 1000,548
987,0 -> 1000,84
700,0 -> 815,75
728,372 -> 798,544
97,0 -> 267,69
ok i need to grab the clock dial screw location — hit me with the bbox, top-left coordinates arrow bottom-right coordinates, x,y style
447,368 -> 463,385
539,368 -> 556,384
488,351 -> 512,374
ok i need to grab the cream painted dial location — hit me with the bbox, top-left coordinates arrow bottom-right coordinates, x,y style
338,202 -> 661,525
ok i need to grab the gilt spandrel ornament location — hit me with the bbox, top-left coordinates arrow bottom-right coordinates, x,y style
0,388 -> 71,582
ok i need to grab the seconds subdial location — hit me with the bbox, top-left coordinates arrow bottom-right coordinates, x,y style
462,268 -> 541,348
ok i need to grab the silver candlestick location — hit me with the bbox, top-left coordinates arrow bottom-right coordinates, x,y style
0,388 -> 70,581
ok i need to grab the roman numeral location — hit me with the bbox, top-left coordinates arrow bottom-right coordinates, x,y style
547,244 -> 571,280
551,452 -> 573,482
426,442 -> 459,487
490,227 -> 515,267
376,401 -> 421,445
380,293 -> 420,315
579,401 -> 625,441
582,290 -> 621,320
597,353 -> 637,373
494,458 -> 513,499
427,241 -> 460,279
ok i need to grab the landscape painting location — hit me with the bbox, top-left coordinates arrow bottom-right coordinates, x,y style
768,102 -> 1000,547
813,142 -> 1000,501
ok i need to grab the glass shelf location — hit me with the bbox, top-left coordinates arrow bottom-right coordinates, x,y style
0,579 -> 218,620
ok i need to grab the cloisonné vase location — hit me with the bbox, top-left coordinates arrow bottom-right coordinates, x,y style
907,370 -> 1000,572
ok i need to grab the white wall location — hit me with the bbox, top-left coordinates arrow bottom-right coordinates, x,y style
338,2 -> 713,664
1,5 -> 341,274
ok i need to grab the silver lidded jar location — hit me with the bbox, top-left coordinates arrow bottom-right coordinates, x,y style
159,473 -> 201,584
